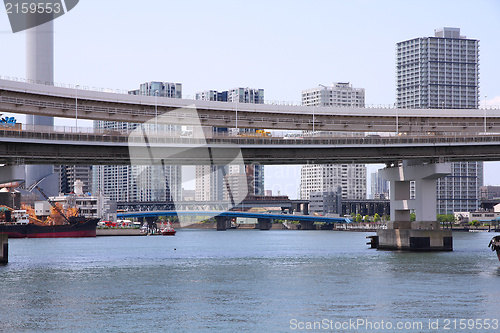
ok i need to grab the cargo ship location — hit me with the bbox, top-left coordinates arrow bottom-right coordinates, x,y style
0,209 -> 98,238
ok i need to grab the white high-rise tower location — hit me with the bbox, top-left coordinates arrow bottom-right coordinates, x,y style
25,21 -> 58,196
300,83 -> 367,201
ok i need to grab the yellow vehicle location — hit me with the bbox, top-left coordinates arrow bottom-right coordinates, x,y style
238,130 -> 271,137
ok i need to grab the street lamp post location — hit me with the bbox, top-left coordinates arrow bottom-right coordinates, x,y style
312,106 -> 315,134
155,90 -> 159,135
75,84 -> 80,129
235,100 -> 238,131
395,103 -> 398,135
484,95 -> 488,133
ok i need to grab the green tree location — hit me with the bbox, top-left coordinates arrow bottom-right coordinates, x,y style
410,213 -> 416,222
355,214 -> 362,223
437,214 -> 455,223
364,215 -> 370,223
374,213 -> 381,223
468,220 -> 480,228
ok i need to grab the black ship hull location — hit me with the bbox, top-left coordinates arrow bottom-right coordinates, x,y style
0,218 -> 99,238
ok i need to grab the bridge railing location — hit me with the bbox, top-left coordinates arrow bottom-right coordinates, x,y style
2,123 -> 500,147
3,91 -> 500,133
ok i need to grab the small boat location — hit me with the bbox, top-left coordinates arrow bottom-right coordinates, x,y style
160,222 -> 176,236
488,235 -> 500,262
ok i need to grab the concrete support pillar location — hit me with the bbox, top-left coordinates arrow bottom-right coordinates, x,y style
215,216 -> 230,231
300,220 -> 315,230
377,161 -> 453,251
258,218 -> 272,230
0,234 -> 8,264
303,203 -> 309,215
26,20 -> 57,197
145,216 -> 157,234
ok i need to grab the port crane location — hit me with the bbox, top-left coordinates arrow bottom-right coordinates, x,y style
34,185 -> 72,224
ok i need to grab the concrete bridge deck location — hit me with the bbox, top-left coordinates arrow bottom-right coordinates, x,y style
1,78 -> 500,133
1,126 -> 500,165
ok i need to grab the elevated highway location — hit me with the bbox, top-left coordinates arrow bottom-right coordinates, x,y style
1,126 -> 500,165
1,78 -> 500,133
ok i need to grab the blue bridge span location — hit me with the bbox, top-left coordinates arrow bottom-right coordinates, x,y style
117,211 -> 352,231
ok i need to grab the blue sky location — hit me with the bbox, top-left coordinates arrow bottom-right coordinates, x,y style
1,0 -> 500,197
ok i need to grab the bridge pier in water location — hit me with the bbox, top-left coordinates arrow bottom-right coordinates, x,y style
257,218 -> 272,230
215,216 -> 231,231
0,234 -> 8,264
378,161 -> 453,251
144,216 -> 158,234
299,221 -> 316,230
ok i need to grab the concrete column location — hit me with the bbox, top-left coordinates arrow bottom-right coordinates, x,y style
25,20 -> 57,196
145,216 -> 157,234
303,203 -> 309,215
258,218 -> 272,230
0,165 -> 25,184
300,220 -> 315,230
215,216 -> 229,231
0,234 -> 8,264
377,161 -> 453,251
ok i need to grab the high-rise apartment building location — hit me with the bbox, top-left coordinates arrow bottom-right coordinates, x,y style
302,82 -> 365,107
195,90 -> 228,102
396,28 -> 483,214
300,164 -> 366,200
396,27 -> 479,109
195,165 -> 224,201
56,165 -> 92,194
194,87 -> 265,201
480,186 -> 500,200
300,83 -> 367,201
309,188 -> 343,216
227,87 -> 264,104
371,171 -> 390,199
92,82 -> 182,203
129,81 -> 182,99
437,162 -> 483,214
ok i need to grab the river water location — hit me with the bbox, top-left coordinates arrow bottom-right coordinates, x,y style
0,230 -> 499,332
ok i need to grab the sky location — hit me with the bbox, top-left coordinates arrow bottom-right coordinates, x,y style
1,0 -> 500,198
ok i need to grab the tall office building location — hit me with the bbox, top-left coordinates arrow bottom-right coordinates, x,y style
300,83 -> 367,201
396,28 -> 483,213
92,82 -> 182,203
194,87 -> 265,201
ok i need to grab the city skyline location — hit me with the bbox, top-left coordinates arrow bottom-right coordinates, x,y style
1,0 -> 499,198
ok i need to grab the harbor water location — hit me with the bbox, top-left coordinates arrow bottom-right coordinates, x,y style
0,230 -> 499,332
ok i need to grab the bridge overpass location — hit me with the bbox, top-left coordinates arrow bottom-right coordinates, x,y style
1,77 -> 500,134
118,198 -> 308,213
2,78 -> 498,249
117,210 -> 350,231
1,125 -> 500,165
